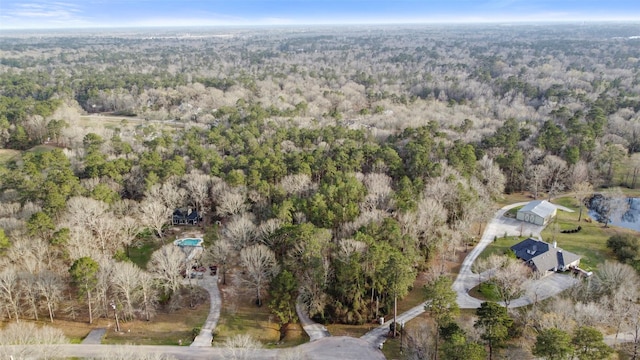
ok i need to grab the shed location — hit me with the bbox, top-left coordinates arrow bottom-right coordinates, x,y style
516,200 -> 557,225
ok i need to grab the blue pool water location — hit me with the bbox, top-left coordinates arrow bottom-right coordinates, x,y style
177,238 -> 203,247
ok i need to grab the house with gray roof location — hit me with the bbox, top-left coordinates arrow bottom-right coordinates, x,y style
517,200 -> 557,225
510,238 -> 581,276
172,209 -> 202,225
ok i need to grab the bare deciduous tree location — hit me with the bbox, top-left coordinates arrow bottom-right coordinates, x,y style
620,302 -> 640,360
139,198 -> 172,240
256,218 -> 284,243
92,215 -> 123,254
537,298 -> 578,333
593,262 -> 639,341
240,244 -> 279,306
111,261 -> 143,320
146,180 -> 187,210
223,334 -> 264,360
65,196 -> 108,229
183,170 -> 211,215
478,155 -> 506,199
405,323 -> 436,360
543,155 -> 568,200
138,271 -> 158,321
20,272 -> 40,321
37,272 -> 64,323
362,173 -> 394,211
0,322 -> 68,360
120,215 -> 143,254
492,257 -> 530,307
206,239 -> 233,285
526,163 -> 548,200
149,246 -> 186,296
223,213 -> 256,250
569,161 -> 590,189
0,266 -> 20,322
572,181 -> 593,222
216,188 -> 247,217
279,173 -> 314,196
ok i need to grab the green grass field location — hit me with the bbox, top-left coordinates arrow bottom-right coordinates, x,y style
496,193 -> 532,207
213,293 -> 308,348
505,205 -> 524,218
469,282 -> 501,302
541,197 -> 638,271
101,302 -> 210,345
479,196 -> 639,272
127,240 -> 162,269
478,236 -> 523,260
0,149 -> 20,164
26,144 -> 58,153
0,145 -> 59,165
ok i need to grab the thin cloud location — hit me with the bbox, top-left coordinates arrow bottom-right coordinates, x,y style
1,0 -> 638,30
1,1 -> 91,28
8,1 -> 82,18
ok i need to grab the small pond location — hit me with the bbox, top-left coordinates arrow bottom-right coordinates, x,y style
588,196 -> 640,232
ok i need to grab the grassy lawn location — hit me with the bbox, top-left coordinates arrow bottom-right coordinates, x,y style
505,205 -> 524,218
540,196 -> 638,271
326,323 -> 373,338
27,144 -> 58,153
478,236 -> 523,260
11,318 -> 97,344
102,303 -> 210,345
552,197 -> 578,208
127,239 -> 162,269
380,335 -> 403,359
469,282 -> 501,302
496,193 -> 533,207
213,288 -> 309,347
478,196 -> 638,272
0,149 -> 21,164
79,115 -> 140,129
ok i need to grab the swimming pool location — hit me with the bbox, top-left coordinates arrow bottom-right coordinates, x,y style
174,238 -> 203,247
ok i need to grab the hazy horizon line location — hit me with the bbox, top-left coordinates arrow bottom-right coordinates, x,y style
2,19 -> 640,32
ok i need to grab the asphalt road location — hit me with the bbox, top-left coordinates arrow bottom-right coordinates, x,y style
3,337 -> 385,360
7,201 -> 582,359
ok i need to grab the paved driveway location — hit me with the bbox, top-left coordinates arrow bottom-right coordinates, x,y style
296,301 -> 330,341
453,202 -> 540,308
190,273 -> 222,347
81,328 -> 106,344
360,201 -> 579,348
453,201 -> 578,308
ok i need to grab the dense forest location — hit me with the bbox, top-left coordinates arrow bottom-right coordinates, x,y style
1,23 -> 639,358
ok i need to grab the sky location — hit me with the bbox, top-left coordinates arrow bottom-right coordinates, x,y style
1,0 -> 639,30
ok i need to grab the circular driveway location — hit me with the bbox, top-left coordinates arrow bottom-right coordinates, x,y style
453,202 -> 579,308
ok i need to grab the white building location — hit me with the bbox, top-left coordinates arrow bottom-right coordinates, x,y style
516,200 -> 557,225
